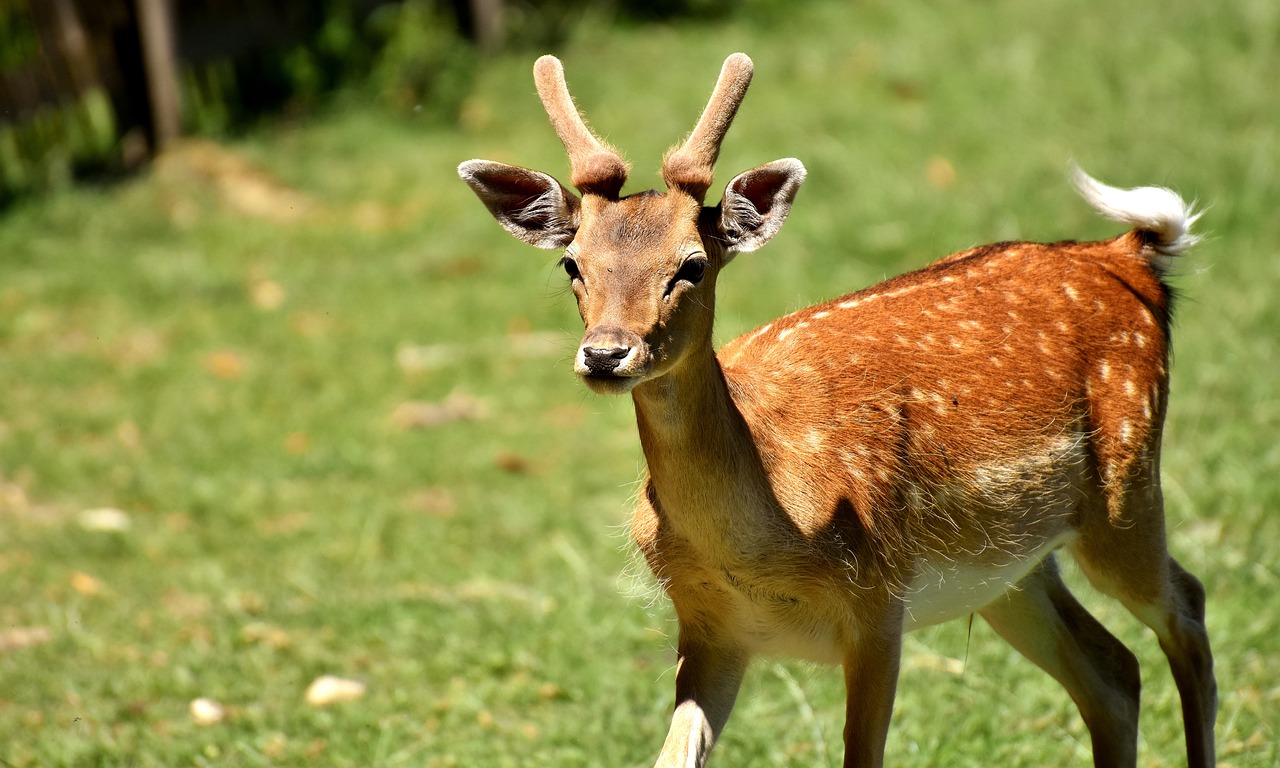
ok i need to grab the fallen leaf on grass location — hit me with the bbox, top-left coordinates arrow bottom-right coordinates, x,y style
250,279 -> 286,311
78,507 -> 131,532
406,487 -> 456,518
390,392 -> 488,430
290,311 -> 332,338
70,571 -> 105,596
0,481 -> 29,513
0,626 -> 52,653
305,675 -> 366,707
116,420 -> 143,449
157,139 -> 315,224
205,350 -> 246,380
493,450 -> 532,474
262,732 -> 289,759
925,155 -> 957,190
283,432 -> 311,456
240,622 -> 292,649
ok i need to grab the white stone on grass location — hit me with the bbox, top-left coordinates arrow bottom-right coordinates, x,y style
305,675 -> 366,707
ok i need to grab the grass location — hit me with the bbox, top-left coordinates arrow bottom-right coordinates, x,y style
1,0 -> 1278,765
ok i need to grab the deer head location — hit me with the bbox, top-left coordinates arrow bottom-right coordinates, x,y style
458,54 -> 806,394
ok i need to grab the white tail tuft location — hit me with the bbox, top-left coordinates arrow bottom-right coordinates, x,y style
1070,163 -> 1201,260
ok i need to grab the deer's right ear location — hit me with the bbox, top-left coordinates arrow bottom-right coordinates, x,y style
458,160 -> 581,249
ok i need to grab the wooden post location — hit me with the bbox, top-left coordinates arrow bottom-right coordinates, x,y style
134,0 -> 180,151
471,0 -> 505,51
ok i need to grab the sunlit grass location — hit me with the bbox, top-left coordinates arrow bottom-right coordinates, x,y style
1,0 -> 1277,765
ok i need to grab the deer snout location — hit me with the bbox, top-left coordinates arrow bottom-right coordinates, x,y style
581,344 -> 632,374
575,327 -> 650,391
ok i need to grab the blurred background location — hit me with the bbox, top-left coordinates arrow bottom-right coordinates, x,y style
1,0 -> 1277,766
1,0 -> 682,202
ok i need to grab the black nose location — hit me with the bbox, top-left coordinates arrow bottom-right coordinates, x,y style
582,345 -> 631,374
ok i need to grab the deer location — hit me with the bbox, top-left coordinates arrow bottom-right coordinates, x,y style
457,53 -> 1216,768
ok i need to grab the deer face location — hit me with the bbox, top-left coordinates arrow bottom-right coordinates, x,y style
559,191 -> 711,394
458,55 -> 805,394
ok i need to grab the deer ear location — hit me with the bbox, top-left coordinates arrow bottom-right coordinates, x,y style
717,158 -> 806,254
458,160 -> 581,249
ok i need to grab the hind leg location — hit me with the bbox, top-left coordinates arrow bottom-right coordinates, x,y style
1071,487 -> 1217,768
981,555 -> 1141,767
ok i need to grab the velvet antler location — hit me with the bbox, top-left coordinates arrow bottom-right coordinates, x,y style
533,55 -> 630,198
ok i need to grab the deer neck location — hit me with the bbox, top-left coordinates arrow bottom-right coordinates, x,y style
630,335 -> 771,525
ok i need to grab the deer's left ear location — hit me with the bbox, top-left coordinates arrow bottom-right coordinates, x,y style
458,160 -> 582,249
717,158 -> 806,255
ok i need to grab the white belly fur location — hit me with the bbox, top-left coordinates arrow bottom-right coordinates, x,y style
902,532 -> 1076,632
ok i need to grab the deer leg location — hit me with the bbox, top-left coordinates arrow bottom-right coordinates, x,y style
1152,558 -> 1217,768
653,635 -> 748,768
1069,464 -> 1217,768
980,555 -> 1141,768
841,605 -> 904,768
1074,542 -> 1217,768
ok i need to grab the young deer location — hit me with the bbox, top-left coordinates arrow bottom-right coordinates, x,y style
458,53 -> 1216,768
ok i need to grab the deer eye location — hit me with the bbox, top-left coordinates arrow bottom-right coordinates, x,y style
674,258 -> 707,286
560,256 -> 582,282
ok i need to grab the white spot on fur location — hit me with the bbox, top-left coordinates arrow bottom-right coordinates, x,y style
1063,284 -> 1080,302
777,327 -> 794,342
1134,333 -> 1147,348
747,323 -> 773,344
813,310 -> 831,319
1099,361 -> 1111,381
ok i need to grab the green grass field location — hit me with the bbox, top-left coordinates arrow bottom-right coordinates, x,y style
2,0 -> 1277,765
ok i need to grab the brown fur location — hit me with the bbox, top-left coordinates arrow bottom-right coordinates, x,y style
458,54 -> 1216,768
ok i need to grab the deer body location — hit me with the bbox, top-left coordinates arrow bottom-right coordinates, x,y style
459,53 -> 1216,768
632,234 -> 1166,659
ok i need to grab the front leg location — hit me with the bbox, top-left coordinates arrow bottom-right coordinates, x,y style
842,603 -> 905,768
654,634 -> 749,768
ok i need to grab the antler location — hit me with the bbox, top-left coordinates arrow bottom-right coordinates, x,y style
533,55 -> 630,198
662,53 -> 754,201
